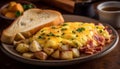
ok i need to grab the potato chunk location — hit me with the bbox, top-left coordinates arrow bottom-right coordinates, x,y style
16,43 -> 29,53
72,48 -> 80,58
51,50 -> 60,59
60,45 -> 69,51
61,51 -> 73,60
22,53 -> 34,59
29,40 -> 42,52
34,51 -> 47,60
43,48 -> 54,55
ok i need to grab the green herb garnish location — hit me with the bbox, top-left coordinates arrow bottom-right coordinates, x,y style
76,35 -> 78,37
41,33 -> 45,35
61,28 -> 67,31
41,30 -> 44,32
38,36 -> 44,39
47,32 -> 55,36
55,35 -> 60,37
74,42 -> 78,46
62,23 -> 68,26
96,26 -> 99,29
23,4 -> 34,10
48,38 -> 50,40
15,11 -> 21,17
51,26 -> 56,29
72,31 -> 76,34
62,33 -> 65,35
99,30 -> 103,33
28,4 -> 34,8
81,38 -> 84,40
76,27 -> 85,32
71,38 -> 74,40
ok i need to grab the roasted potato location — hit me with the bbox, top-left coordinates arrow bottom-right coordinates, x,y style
60,45 -> 69,51
61,51 -> 73,60
51,50 -> 60,59
29,40 -> 42,52
43,48 -> 54,55
22,53 -> 34,59
16,43 -> 29,53
34,51 -> 47,60
72,48 -> 80,58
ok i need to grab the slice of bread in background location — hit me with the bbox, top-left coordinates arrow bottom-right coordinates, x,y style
1,9 -> 64,44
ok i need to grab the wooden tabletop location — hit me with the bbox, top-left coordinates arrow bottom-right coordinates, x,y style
0,0 -> 120,69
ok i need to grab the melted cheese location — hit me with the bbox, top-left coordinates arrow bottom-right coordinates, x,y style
32,22 -> 111,49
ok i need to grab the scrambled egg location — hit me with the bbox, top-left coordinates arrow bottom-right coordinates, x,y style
32,22 -> 111,49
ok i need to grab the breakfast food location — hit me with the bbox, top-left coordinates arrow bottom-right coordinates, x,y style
1,7 -> 113,60
1,1 -> 35,18
1,9 -> 64,44
14,22 -> 112,60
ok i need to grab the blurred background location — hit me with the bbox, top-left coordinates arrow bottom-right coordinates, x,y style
0,0 -> 119,14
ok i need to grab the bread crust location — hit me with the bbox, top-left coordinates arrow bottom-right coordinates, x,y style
1,9 -> 64,44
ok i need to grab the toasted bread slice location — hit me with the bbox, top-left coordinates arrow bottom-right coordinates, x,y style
1,9 -> 64,44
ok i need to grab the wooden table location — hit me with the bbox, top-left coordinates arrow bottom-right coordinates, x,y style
0,0 -> 120,69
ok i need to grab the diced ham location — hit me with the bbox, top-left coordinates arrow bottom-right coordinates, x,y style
105,26 -> 112,34
93,34 -> 105,46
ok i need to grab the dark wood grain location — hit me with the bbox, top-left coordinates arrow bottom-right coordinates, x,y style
0,0 -> 120,69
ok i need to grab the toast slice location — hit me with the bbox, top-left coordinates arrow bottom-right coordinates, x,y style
1,9 -> 64,44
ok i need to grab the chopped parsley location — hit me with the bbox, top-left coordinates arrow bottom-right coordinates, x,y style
99,30 -> 103,33
47,32 -> 55,36
41,30 -> 44,32
51,26 -> 56,29
96,26 -> 99,29
76,27 -> 85,32
74,42 -> 78,46
62,33 -> 65,35
15,11 -> 21,17
62,23 -> 68,26
48,38 -> 50,40
38,36 -> 45,39
41,33 -> 45,35
71,38 -> 75,40
61,28 -> 67,31
72,31 -> 76,34
23,4 -> 34,10
55,35 -> 60,37
81,38 -> 84,40
76,35 -> 78,37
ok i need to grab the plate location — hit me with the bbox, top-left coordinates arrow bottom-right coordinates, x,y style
0,15 -> 119,66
